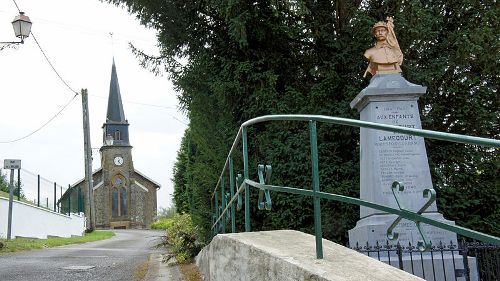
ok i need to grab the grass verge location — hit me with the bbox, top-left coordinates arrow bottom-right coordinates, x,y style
0,191 -> 36,206
179,263 -> 203,281
0,230 -> 114,254
135,258 -> 150,281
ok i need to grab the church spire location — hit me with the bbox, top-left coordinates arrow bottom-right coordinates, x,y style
106,58 -> 126,123
102,58 -> 130,146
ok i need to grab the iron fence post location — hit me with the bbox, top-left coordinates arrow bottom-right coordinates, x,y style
397,242 -> 404,270
214,188 -> 219,234
242,126 -> 251,232
53,182 -> 57,211
211,196 -> 215,237
37,174 -> 40,207
78,187 -> 82,213
221,176 -> 226,233
17,168 -> 20,201
229,157 -> 236,233
461,239 -> 471,281
68,191 -> 71,216
309,121 -> 323,259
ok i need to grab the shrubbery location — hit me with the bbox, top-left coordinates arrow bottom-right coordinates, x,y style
151,218 -> 174,230
162,213 -> 203,263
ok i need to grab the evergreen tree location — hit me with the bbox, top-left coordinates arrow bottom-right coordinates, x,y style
106,0 -> 499,241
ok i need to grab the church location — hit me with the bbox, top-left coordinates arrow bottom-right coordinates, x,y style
59,60 -> 160,229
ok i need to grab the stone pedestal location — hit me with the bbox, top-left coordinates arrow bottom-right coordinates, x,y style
348,74 -> 475,280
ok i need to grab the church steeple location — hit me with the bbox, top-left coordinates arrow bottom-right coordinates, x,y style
106,58 -> 126,123
102,59 -> 130,146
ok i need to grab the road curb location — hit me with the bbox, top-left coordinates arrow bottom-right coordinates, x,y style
144,253 -> 184,281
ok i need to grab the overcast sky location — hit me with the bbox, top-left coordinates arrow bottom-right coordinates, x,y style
0,0 -> 187,209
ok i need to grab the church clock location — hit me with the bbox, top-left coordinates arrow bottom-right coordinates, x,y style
114,156 -> 124,166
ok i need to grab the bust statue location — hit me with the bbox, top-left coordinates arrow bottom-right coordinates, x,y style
363,17 -> 403,77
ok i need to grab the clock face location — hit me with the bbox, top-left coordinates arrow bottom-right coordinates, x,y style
114,156 -> 124,166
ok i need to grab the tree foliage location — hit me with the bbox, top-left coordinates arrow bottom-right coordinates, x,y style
105,0 -> 499,241
0,169 -> 24,199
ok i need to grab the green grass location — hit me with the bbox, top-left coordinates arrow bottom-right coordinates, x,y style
0,190 -> 11,198
0,230 -> 115,254
0,190 -> 40,207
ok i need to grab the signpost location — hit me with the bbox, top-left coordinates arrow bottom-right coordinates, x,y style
3,159 -> 21,240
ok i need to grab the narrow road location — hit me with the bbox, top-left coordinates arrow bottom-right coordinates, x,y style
0,229 -> 169,281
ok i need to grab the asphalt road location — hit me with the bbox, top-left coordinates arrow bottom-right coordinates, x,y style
0,229 -> 169,281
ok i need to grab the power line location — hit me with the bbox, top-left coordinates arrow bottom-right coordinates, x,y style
31,32 -> 79,95
88,93 -> 188,125
11,0 -> 78,95
11,0 -> 20,13
1,0 -> 81,144
0,94 -> 78,144
88,93 -> 177,110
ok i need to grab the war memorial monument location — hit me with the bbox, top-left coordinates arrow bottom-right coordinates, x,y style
348,17 -> 477,280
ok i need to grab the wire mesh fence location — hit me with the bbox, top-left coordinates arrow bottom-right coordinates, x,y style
1,168 -> 68,213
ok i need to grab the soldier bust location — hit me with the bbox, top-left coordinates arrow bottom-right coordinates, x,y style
363,17 -> 403,77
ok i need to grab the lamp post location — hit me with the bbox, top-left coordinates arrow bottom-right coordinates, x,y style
1,12 -> 32,50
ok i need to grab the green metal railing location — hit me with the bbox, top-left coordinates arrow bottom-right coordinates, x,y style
210,114 -> 500,259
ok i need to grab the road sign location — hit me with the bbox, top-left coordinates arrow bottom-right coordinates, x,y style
3,159 -> 21,169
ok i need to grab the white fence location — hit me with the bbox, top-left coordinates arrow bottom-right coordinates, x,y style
0,197 -> 85,239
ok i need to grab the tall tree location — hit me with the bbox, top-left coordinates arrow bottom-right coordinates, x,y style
106,0 -> 499,241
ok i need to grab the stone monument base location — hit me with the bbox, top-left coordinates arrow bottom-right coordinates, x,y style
349,213 -> 479,281
349,212 -> 458,247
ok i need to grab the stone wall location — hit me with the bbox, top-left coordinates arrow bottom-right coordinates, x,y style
197,230 -> 424,281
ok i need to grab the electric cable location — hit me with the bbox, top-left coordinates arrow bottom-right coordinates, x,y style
0,94 -> 78,143
31,32 -> 79,95
88,93 -> 177,110
11,0 -> 20,13
0,0 -> 81,144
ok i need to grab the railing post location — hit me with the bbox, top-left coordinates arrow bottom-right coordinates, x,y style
53,182 -> 57,212
37,174 -> 40,207
397,242 -> 404,270
68,191 -> 71,216
229,157 -> 236,233
211,195 -> 215,238
214,188 -> 219,234
221,176 -> 226,233
309,121 -> 323,259
78,187 -> 82,213
17,169 -> 20,201
242,126 -> 251,232
461,239 -> 471,281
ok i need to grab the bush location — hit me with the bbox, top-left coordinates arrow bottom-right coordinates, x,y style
164,213 -> 203,263
151,218 -> 174,230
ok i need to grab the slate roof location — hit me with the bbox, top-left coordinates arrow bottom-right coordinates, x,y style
106,58 -> 126,123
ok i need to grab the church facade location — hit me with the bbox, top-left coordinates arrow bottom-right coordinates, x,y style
60,60 -> 159,229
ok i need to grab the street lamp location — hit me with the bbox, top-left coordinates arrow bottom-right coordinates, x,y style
1,12 -> 32,47
12,12 -> 32,43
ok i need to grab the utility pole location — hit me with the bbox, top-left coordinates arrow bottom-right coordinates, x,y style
81,89 -> 96,231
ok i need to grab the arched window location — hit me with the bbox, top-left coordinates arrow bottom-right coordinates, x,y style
112,188 -> 127,217
114,130 -> 121,141
111,174 -> 127,217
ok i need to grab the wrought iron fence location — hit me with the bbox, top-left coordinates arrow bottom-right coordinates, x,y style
210,114 -> 500,261
351,240 -> 500,281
